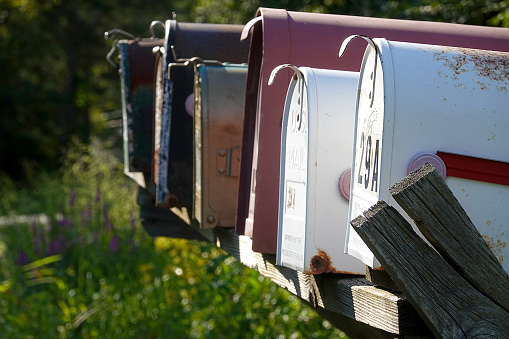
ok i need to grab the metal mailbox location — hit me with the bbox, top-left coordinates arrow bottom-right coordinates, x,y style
344,37 -> 509,271
118,38 -> 162,188
237,7 -> 509,254
193,63 -> 247,228
272,65 -> 364,274
152,20 -> 249,222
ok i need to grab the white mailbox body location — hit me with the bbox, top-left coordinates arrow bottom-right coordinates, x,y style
345,38 -> 509,271
274,65 -> 365,274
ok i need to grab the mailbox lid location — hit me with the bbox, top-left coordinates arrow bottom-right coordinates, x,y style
347,38 -> 509,269
237,7 -> 509,254
154,21 -> 249,213
277,66 -> 363,274
194,64 -> 247,228
118,39 -> 162,184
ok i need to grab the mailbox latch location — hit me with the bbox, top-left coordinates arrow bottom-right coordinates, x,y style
217,147 -> 241,177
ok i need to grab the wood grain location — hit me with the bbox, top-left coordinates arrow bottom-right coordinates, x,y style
390,164 -> 509,314
351,201 -> 509,338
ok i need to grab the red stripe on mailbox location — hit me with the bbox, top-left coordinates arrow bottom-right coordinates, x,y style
437,151 -> 509,186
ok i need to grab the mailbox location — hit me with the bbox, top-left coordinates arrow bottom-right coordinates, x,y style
118,38 -> 162,189
152,20 -> 249,221
193,63 -> 247,228
344,36 -> 509,271
272,65 -> 364,274
237,7 -> 509,254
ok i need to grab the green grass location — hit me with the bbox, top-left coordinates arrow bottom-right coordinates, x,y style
0,140 -> 346,338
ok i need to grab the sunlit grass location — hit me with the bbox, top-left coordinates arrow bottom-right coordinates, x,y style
0,140 -> 345,338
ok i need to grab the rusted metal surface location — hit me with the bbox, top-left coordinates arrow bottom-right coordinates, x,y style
193,64 -> 247,229
118,39 -> 162,181
153,20 -> 249,219
236,7 -> 509,254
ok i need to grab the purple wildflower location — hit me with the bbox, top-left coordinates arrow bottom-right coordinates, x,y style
68,191 -> 76,208
47,240 -> 61,256
58,218 -> 72,233
109,235 -> 119,253
81,204 -> 92,227
95,188 -> 101,203
17,250 -> 30,266
102,204 -> 112,231
31,219 -> 43,256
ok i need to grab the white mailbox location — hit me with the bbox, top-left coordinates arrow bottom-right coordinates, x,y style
342,36 -> 509,271
271,65 -> 365,274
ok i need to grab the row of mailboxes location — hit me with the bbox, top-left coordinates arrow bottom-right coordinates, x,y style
114,8 -> 509,275
236,7 -> 509,257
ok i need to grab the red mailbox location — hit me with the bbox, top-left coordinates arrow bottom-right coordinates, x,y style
236,7 -> 509,253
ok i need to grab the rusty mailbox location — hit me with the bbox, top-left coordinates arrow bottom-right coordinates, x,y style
271,65 -> 364,274
193,63 -> 247,228
343,36 -> 509,271
237,7 -> 509,254
118,37 -> 162,189
152,21 -> 249,223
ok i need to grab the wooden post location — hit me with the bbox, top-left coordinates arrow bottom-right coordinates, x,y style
390,164 -> 509,314
351,201 -> 509,338
351,164 -> 509,338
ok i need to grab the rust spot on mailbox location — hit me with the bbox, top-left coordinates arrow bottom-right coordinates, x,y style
435,47 -> 509,85
482,234 -> 506,265
309,250 -> 361,275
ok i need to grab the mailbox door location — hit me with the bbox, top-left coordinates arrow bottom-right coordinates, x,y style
119,39 -> 162,189
277,66 -> 363,274
237,7 -> 509,254
153,21 -> 249,218
194,64 -> 247,228
347,38 -> 509,270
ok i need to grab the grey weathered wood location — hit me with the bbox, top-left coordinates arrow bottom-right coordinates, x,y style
211,227 -> 431,336
390,164 -> 509,314
366,265 -> 400,292
351,201 -> 509,339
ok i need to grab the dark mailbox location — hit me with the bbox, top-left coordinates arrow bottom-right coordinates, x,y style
152,21 -> 249,223
118,38 -> 162,189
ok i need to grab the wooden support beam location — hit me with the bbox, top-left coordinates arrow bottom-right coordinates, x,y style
212,227 -> 431,336
389,164 -> 509,314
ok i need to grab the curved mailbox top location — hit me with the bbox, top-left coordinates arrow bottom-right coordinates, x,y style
154,21 -> 249,217
236,6 -> 509,253
119,39 -> 162,185
346,37 -> 509,269
275,65 -> 363,274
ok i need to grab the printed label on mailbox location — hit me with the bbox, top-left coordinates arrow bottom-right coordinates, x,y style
280,74 -> 308,271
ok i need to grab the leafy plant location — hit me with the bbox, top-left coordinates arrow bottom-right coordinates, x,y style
0,142 -> 345,338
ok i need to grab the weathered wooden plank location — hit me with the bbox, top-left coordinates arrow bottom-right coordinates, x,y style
351,201 -> 509,338
390,164 -> 509,314
211,227 -> 430,336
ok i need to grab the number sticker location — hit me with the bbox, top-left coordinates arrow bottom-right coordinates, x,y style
356,131 -> 380,193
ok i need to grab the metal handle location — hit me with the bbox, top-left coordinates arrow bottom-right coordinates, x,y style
269,64 -> 306,131
150,21 -> 165,40
104,28 -> 136,68
338,35 -> 378,108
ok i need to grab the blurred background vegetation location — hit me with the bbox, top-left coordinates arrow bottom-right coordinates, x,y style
0,0 -> 508,337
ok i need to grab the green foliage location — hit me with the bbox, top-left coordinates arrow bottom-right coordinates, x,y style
0,143 -> 345,338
